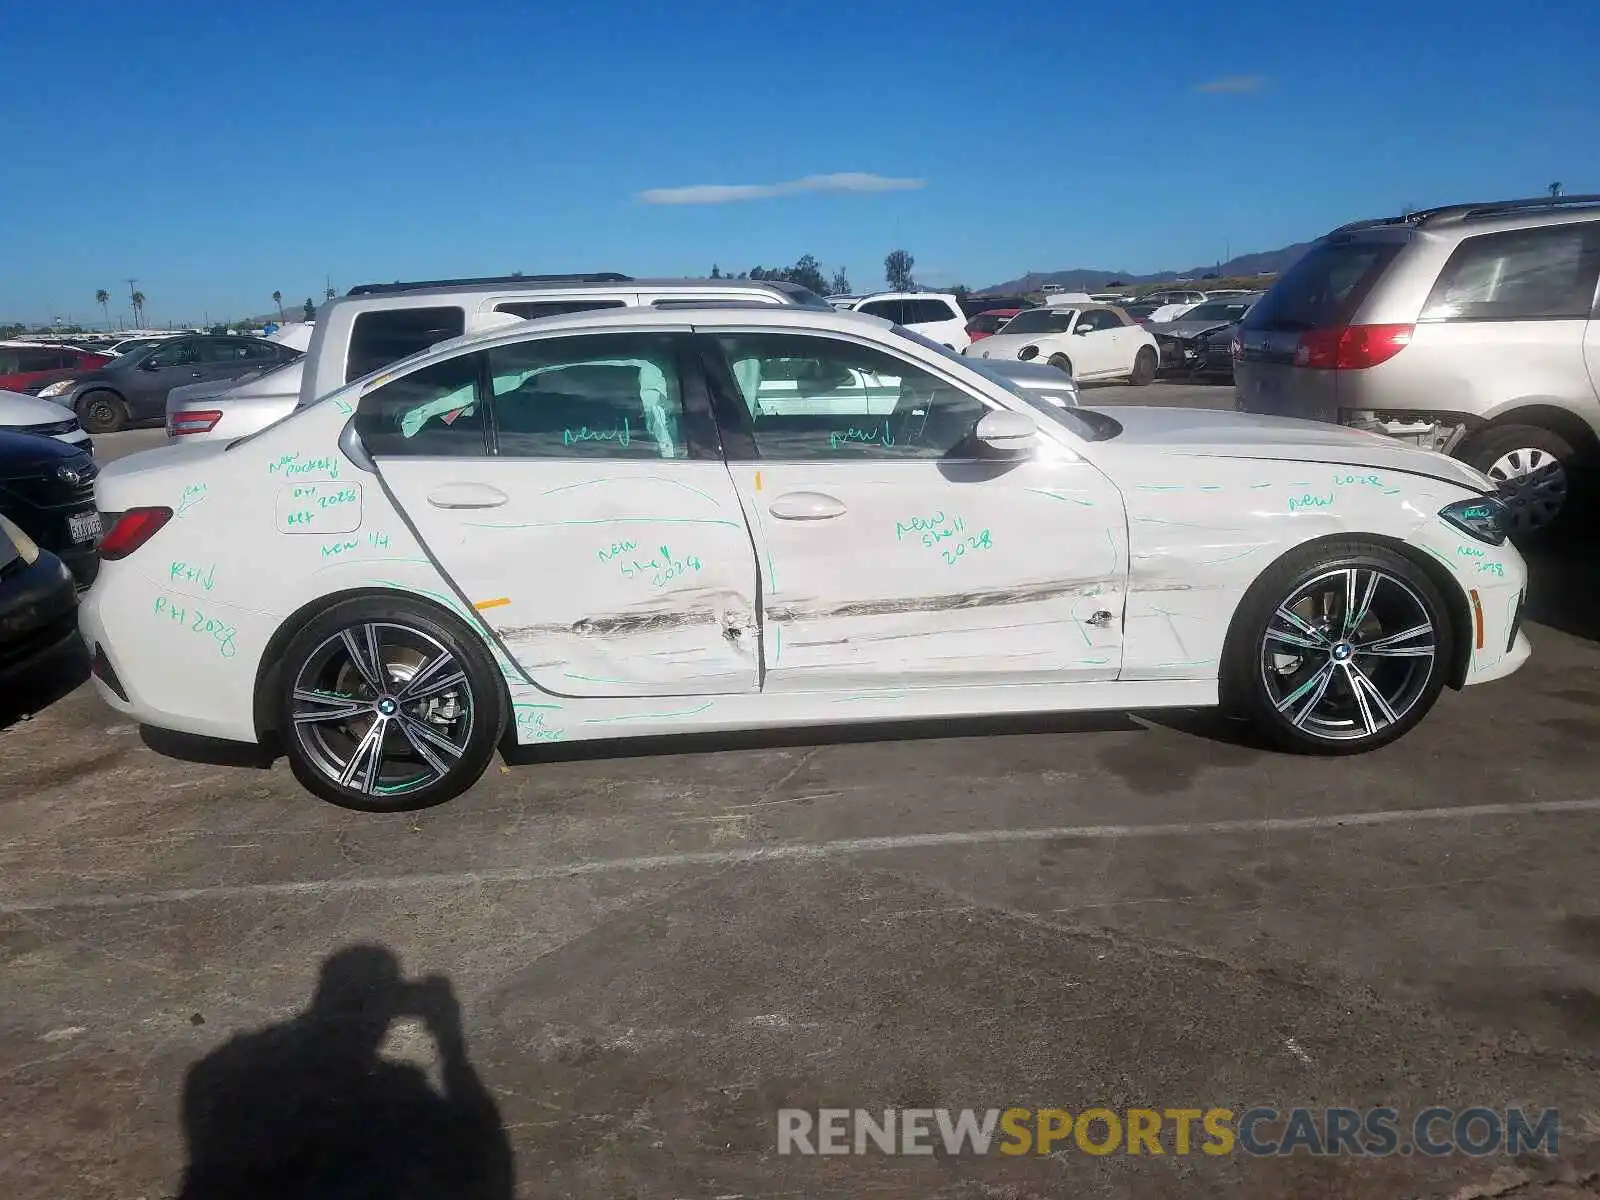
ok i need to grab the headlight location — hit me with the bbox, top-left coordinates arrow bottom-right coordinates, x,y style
1439,496 -> 1509,546
1018,345 -> 1039,361
36,380 -> 75,398
0,513 -> 40,564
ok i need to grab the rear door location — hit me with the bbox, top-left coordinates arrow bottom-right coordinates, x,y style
355,329 -> 762,698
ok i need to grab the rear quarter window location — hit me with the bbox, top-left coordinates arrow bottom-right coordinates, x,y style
1245,239 -> 1402,330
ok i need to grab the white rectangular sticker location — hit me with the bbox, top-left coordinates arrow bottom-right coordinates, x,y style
275,482 -> 362,534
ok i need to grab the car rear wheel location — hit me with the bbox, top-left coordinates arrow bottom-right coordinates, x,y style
1129,346 -> 1158,385
1459,424 -> 1575,537
275,596 -> 506,810
76,391 -> 127,435
1046,353 -> 1073,376
1223,542 -> 1451,755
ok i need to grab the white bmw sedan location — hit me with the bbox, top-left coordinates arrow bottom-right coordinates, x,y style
81,307 -> 1529,810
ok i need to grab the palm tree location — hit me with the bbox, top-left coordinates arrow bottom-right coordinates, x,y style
95,289 -> 110,328
272,290 -> 284,323
131,291 -> 146,326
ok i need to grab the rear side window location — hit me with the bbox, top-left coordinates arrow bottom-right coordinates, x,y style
354,353 -> 487,457
487,333 -> 687,460
1245,240 -> 1401,331
1420,224 -> 1600,322
903,299 -> 957,325
858,299 -> 906,323
345,306 -> 466,383
14,348 -> 63,371
494,299 -> 627,320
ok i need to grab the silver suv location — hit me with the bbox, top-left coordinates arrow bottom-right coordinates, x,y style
165,273 -> 834,443
1234,194 -> 1600,534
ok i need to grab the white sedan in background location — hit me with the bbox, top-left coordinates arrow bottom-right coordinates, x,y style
972,305 -> 1163,384
82,306 -> 1527,810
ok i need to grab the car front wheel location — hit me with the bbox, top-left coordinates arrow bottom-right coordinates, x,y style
275,596 -> 506,810
1224,542 -> 1451,754
76,391 -> 127,434
1129,346 -> 1158,385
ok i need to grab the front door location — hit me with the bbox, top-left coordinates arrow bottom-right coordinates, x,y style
354,329 -> 762,698
1068,308 -> 1124,378
698,328 -> 1128,692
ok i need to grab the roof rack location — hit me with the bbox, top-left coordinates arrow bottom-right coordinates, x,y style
1329,194 -> 1600,236
345,272 -> 632,297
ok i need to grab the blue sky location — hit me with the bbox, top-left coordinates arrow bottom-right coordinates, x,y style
2,0 -> 1595,325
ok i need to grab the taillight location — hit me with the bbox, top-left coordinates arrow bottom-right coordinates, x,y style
1293,324 -> 1413,371
99,506 -> 173,561
169,409 -> 223,435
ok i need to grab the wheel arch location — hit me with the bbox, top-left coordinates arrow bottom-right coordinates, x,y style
251,585 -> 516,746
1465,403 -> 1600,462
1219,532 -> 1475,710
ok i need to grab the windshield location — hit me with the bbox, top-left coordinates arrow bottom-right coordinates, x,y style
1179,300 -> 1253,323
888,324 -> 1108,441
998,309 -> 1075,335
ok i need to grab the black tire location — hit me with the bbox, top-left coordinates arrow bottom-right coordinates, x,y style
1129,346 -> 1158,385
1221,540 -> 1453,755
1457,423 -> 1578,539
76,390 -> 127,435
274,595 -> 507,811
1046,353 -> 1074,376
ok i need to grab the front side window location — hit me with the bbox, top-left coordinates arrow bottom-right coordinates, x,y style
354,353 -> 487,457
345,306 -> 466,383
1074,310 -> 1118,333
487,333 -> 687,460
709,332 -> 988,460
1182,301 -> 1253,323
147,340 -> 199,368
1420,225 -> 1600,322
15,348 -> 62,372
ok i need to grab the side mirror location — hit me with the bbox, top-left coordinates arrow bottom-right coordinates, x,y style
973,410 -> 1037,457
1073,325 -> 1093,335
141,359 -> 163,370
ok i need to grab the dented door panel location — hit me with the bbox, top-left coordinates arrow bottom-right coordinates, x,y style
732,457 -> 1128,691
376,459 -> 761,697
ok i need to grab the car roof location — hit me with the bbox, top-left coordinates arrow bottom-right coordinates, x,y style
327,277 -> 810,308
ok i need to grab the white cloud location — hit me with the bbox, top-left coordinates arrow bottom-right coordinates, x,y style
637,172 -> 924,205
1194,75 -> 1267,94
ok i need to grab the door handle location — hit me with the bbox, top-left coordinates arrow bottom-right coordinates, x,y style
769,491 -> 846,521
426,482 -> 509,510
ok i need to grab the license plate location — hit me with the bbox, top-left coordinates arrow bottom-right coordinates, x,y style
68,511 -> 102,543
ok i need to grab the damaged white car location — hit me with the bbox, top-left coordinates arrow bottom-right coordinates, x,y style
82,306 -> 1528,809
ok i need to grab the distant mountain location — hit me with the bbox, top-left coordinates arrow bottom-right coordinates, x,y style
981,242 -> 1313,294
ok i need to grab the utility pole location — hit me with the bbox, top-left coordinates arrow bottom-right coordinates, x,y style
1549,182 -> 1563,198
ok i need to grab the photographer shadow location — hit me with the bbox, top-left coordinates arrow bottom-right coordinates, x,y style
177,945 -> 513,1200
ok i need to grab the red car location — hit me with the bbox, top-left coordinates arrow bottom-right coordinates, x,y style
0,342 -> 111,393
964,308 -> 1021,343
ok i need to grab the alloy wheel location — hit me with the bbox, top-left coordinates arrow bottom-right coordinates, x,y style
1259,567 -> 1437,742
1486,447 -> 1567,534
290,621 -> 475,798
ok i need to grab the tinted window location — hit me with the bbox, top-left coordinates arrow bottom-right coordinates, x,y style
1245,239 -> 1401,330
1002,309 -> 1075,335
345,306 -> 466,383
1181,301 -> 1253,323
199,338 -> 269,363
14,348 -> 63,372
1420,224 -> 1600,322
488,333 -> 686,459
495,299 -> 628,320
858,299 -> 905,323
710,332 -> 988,460
907,299 -> 958,325
967,312 -> 1013,335
354,353 -> 487,457
147,340 -> 200,367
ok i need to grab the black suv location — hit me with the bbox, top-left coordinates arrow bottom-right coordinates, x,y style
0,430 -> 101,588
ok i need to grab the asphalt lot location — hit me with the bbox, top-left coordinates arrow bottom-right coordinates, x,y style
4,378 -> 1600,1198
